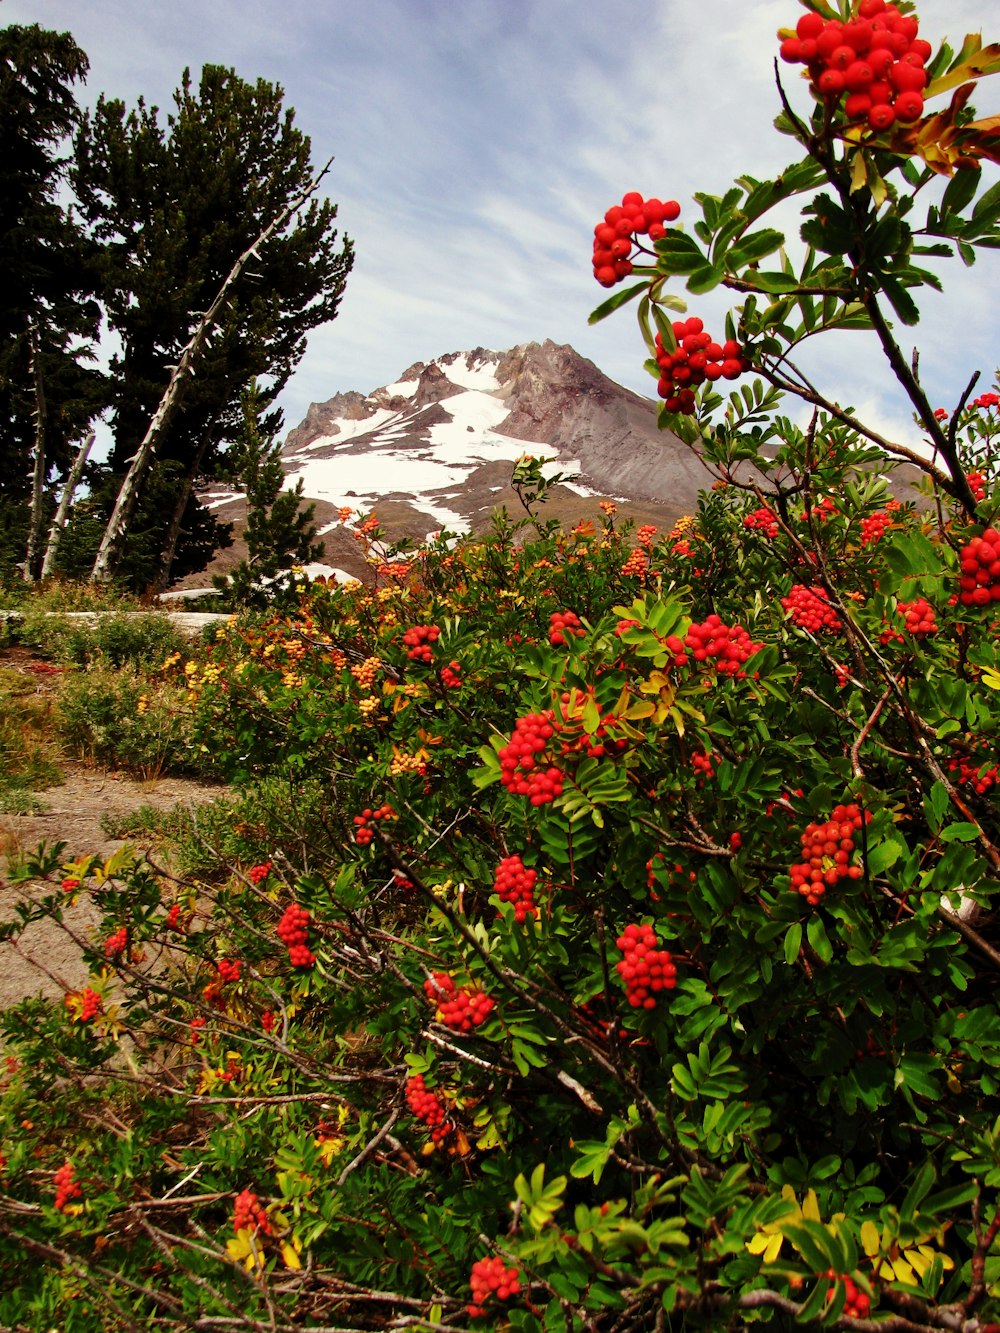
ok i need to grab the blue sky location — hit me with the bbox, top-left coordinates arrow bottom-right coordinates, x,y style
4,0 -> 998,448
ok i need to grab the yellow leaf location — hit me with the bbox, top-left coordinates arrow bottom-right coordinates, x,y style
889,1256 -> 917,1286
280,1239 -> 302,1271
861,1220 -> 881,1258
802,1189 -> 821,1222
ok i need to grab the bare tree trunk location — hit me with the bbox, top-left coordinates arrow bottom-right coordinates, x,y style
90,159 -> 333,584
23,322 -> 47,581
40,429 -> 95,580
153,430 -> 212,593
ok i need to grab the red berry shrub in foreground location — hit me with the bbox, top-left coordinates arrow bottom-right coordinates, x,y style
684,615 -> 762,678
405,1074 -> 452,1143
781,584 -> 842,632
493,854 -> 538,921
233,1189 -> 271,1236
498,711 -> 565,805
592,191 -> 680,287
402,624 -> 440,663
957,528 -> 1000,605
615,923 -> 678,1008
53,1161 -> 82,1212
789,803 -> 870,906
468,1255 -> 521,1316
654,318 -> 750,413
549,610 -> 585,646
277,904 -> 316,968
423,972 -> 495,1031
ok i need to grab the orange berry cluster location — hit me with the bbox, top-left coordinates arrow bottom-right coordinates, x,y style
467,1255 -> 522,1317
620,547 -> 649,577
277,904 -> 316,969
684,615 -> 762,678
353,803 -> 396,845
405,1073 -> 451,1143
781,584 -> 842,632
779,1 -> 932,131
549,610 -> 586,646
789,803 -> 869,906
654,318 -> 750,414
592,191 -> 681,288
402,624 -> 440,663
423,971 -> 495,1032
615,923 -> 678,1009
744,506 -> 779,538
499,711 -> 565,805
233,1188 -> 271,1236
104,926 -> 128,959
825,1271 -> 870,1319
53,1161 -> 82,1212
79,988 -> 101,1022
493,854 -> 538,922
958,528 -> 1000,606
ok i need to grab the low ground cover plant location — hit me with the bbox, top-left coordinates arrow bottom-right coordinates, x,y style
1,2 -> 999,1329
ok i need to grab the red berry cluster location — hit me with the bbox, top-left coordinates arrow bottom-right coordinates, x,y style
825,1271 -> 870,1319
53,1161 -> 83,1212
957,528 -> 1000,606
189,1015 -> 207,1044
499,711 -> 565,805
217,957 -> 242,984
468,1255 -> 522,1317
654,318 -> 750,414
615,923 -> 678,1009
277,904 -> 316,969
233,1188 -> 271,1236
423,971 -> 495,1031
592,191 -> 681,288
967,470 -> 987,502
646,854 -> 697,893
779,1 -> 932,131
247,861 -> 272,885
79,988 -> 101,1022
405,1073 -> 452,1143
947,746 -> 998,794
744,506 -> 779,538
493,855 -> 538,922
974,392 -> 1000,411
165,903 -> 185,932
104,926 -> 128,959
684,615 -> 762,678
549,610 -> 586,646
402,624 -> 440,663
691,749 -> 717,780
439,660 -> 462,689
789,803 -> 870,906
860,510 -> 892,545
61,877 -> 80,894
555,690 -> 627,760
781,584 -> 842,632
353,803 -> 396,845
896,596 -> 937,636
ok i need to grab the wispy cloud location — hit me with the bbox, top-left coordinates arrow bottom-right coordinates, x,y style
6,0 -> 997,437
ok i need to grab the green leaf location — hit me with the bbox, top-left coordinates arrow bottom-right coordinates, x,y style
940,822 -> 981,843
879,272 -> 920,326
686,263 -> 725,295
784,922 -> 802,965
588,281 -> 648,325
807,915 -> 833,964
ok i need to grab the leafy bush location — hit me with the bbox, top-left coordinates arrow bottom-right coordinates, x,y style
14,607 -> 187,669
0,666 -> 62,810
1,5 -> 1000,1331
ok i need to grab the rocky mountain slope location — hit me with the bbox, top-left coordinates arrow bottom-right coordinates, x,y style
180,340 -> 713,587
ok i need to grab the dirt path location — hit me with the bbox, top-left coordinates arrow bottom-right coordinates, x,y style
0,765 -> 225,1011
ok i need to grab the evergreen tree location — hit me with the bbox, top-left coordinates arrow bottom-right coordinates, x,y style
213,382 -> 324,608
0,23 -> 105,579
73,64 -> 353,590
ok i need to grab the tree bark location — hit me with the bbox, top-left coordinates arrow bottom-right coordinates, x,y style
90,158 -> 333,584
153,430 -> 213,593
24,322 -> 47,581
40,429 -> 95,580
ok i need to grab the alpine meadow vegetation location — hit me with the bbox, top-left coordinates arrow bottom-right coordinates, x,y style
2,1 -> 1000,1330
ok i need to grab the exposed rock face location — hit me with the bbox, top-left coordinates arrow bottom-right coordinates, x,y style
178,340 -> 722,589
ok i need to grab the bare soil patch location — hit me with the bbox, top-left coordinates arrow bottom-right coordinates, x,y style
0,763 -> 225,1011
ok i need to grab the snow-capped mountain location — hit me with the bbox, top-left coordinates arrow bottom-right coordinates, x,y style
189,340 -> 716,586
